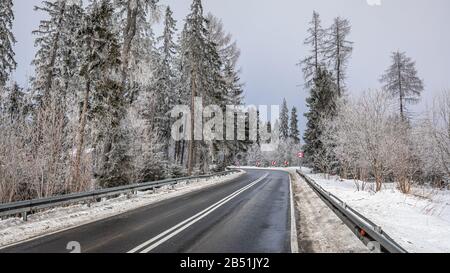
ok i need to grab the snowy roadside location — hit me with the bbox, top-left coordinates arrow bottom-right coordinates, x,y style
225,167 -> 370,252
0,171 -> 244,248
304,171 -> 450,253
288,169 -> 369,253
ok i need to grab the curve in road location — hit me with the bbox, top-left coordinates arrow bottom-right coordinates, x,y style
1,169 -> 294,253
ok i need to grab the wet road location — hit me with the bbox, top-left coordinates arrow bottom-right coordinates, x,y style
1,169 -> 293,253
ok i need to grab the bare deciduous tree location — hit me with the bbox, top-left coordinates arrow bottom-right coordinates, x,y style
414,90 -> 450,187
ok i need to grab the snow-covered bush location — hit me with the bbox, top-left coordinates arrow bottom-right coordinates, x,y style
0,94 -> 75,202
322,90 -> 417,193
321,89 -> 450,193
414,90 -> 450,187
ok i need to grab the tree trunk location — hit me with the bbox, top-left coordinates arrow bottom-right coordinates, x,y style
43,1 -> 66,104
72,79 -> 91,190
187,69 -> 197,175
314,20 -> 319,73
121,2 -> 138,92
336,25 -> 341,97
397,57 -> 405,120
181,140 -> 186,166
374,164 -> 383,192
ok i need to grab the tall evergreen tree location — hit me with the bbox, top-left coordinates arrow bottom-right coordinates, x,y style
303,67 -> 338,170
149,6 -> 178,160
32,0 -> 83,106
0,0 -> 16,87
29,1 -> 85,194
115,0 -> 159,102
323,17 -> 353,97
290,106 -> 300,144
2,82 -> 25,121
380,51 -> 424,120
205,14 -> 243,107
206,13 -> 245,168
280,98 -> 289,140
300,11 -> 325,88
181,0 -> 223,175
72,0 -> 124,189
59,2 -> 85,102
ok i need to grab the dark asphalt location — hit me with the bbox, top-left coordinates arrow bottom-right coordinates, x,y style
0,169 -> 292,253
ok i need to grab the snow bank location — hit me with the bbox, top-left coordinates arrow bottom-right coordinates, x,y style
306,173 -> 450,253
0,171 -> 244,248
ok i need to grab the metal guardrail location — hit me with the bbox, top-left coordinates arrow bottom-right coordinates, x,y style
296,170 -> 407,253
0,170 -> 241,221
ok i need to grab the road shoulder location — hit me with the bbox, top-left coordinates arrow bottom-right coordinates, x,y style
288,170 -> 368,253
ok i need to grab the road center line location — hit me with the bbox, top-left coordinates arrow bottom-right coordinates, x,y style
127,173 -> 269,253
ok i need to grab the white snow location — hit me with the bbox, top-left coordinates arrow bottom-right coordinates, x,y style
0,171 -> 244,249
304,172 -> 450,253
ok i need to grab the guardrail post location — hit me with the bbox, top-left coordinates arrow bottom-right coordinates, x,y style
374,226 -> 383,234
22,211 -> 28,222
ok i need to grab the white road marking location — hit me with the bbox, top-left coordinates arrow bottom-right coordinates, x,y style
289,173 -> 299,253
128,173 -> 269,253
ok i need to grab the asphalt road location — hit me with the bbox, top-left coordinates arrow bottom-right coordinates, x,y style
1,169 -> 293,253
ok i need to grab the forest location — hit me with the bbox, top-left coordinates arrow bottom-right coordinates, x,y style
0,1 -> 448,204
0,0 -> 268,203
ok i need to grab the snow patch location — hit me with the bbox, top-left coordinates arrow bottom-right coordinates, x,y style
306,173 -> 450,253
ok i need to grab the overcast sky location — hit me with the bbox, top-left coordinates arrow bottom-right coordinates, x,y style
11,0 -> 450,134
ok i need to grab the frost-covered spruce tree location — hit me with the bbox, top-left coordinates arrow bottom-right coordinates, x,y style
323,17 -> 353,97
221,61 -> 246,166
303,67 -> 338,171
201,28 -> 225,173
115,0 -> 159,102
205,14 -> 243,107
150,6 -> 178,160
380,51 -> 424,120
279,98 -> 289,140
29,1 -> 85,194
2,82 -> 25,122
101,0 -> 159,182
74,0 -> 126,189
172,24 -> 191,166
32,0 -> 84,106
300,11 -> 325,88
0,0 -> 16,87
206,13 -> 246,168
290,107 -> 300,144
59,2 -> 85,101
181,0 -> 224,175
